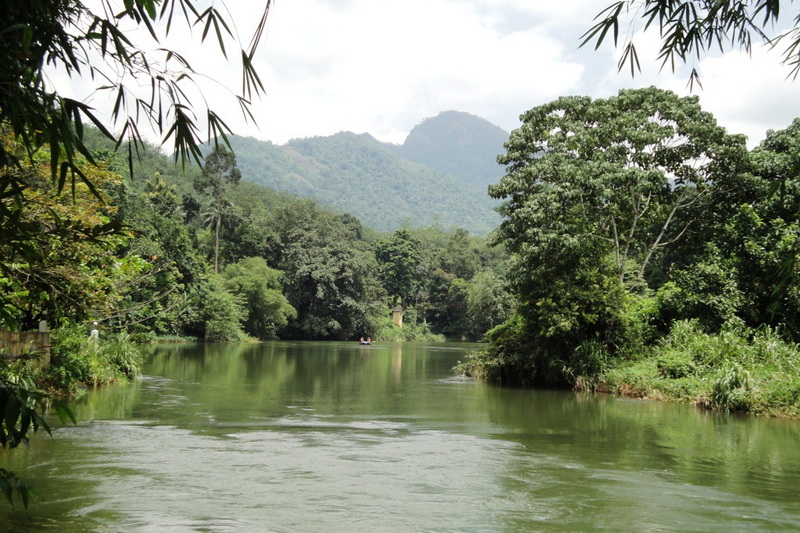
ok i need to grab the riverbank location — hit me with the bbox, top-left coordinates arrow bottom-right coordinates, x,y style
2,325 -> 145,398
457,320 -> 800,419
597,321 -> 800,419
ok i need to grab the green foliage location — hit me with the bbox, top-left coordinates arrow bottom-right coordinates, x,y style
605,320 -> 800,416
0,0 -> 271,189
222,257 -> 296,339
710,363 -> 753,412
374,229 -> 423,305
45,325 -> 143,394
656,351 -> 697,379
268,200 -> 387,340
0,468 -> 31,509
0,137 -> 134,330
199,276 -> 245,343
455,314 -> 543,385
221,133 -> 501,234
466,270 -> 514,341
482,87 -> 749,387
373,309 -> 445,342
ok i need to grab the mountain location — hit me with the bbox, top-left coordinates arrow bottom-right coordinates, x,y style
396,110 -> 509,189
224,112 -> 510,234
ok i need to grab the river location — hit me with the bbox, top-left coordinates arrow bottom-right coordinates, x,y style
2,341 -> 800,532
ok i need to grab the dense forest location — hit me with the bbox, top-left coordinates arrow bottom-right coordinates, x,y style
460,87 -> 800,417
2,126 -> 513,345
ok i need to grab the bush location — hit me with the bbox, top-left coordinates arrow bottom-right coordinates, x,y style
710,363 -> 753,412
45,326 -> 143,395
656,350 -> 696,378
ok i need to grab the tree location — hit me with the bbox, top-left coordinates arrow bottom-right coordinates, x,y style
0,136 -> 144,330
488,87 -> 748,383
222,257 -> 296,339
270,200 -> 386,340
196,145 -> 242,272
467,270 -> 514,341
494,87 -> 746,285
374,229 -> 423,305
582,1 -> 800,85
1,0 -> 271,187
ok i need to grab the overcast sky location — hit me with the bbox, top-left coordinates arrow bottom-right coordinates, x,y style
58,0 -> 800,149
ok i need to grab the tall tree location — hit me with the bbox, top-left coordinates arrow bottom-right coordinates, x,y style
489,87 -> 748,382
270,200 -> 386,340
196,145 -> 241,272
222,257 -> 296,339
374,229 -> 423,306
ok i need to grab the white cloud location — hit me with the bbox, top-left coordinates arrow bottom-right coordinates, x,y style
47,0 -> 800,149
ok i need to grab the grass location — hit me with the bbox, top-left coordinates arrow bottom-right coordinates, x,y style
602,321 -> 800,418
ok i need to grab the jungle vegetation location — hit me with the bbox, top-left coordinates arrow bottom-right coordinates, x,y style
459,87 -> 800,418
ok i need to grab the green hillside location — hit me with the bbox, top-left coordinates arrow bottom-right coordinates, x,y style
225,131 -> 501,234
397,110 -> 509,189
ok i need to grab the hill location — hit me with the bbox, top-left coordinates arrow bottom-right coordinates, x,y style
396,110 -> 509,189
226,129 -> 504,234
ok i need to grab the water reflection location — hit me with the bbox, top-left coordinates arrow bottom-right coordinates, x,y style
2,341 -> 800,532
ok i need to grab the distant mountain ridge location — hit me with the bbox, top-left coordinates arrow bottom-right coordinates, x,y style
225,111 -> 510,234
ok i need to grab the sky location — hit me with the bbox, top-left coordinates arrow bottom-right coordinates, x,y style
55,0 -> 800,149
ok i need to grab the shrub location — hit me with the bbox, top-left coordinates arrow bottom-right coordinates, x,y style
45,326 -> 143,395
656,350 -> 696,379
710,363 -> 753,411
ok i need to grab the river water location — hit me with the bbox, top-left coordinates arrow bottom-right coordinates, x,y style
2,341 -> 800,532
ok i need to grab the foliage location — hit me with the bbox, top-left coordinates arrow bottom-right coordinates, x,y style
222,132 -> 501,234
0,363 -> 75,508
0,0 -> 271,189
374,229 -> 423,305
481,87 -> 749,385
466,270 -> 514,341
604,321 -> 800,416
269,200 -> 387,340
0,137 -> 137,330
198,275 -> 245,343
373,309 -> 445,342
45,324 -> 143,394
221,257 -> 295,339
196,146 -> 242,273
582,0 -> 800,85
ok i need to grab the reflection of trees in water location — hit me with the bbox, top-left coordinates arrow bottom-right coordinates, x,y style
484,387 -> 800,502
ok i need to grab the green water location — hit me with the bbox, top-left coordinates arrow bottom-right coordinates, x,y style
2,341 -> 800,532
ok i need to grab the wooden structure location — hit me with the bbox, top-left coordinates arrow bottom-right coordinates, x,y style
0,330 -> 52,367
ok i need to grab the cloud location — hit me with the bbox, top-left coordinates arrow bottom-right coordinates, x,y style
46,0 -> 800,150
246,0 -> 587,143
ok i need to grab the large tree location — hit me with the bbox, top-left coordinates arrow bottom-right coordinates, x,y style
222,257 -> 296,340
488,87 -> 749,382
374,229 -> 423,306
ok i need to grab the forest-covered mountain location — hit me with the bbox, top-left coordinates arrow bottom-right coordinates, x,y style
394,110 -> 509,189
222,112 -> 510,234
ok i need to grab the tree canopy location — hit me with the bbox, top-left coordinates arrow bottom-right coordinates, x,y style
486,87 -> 750,384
